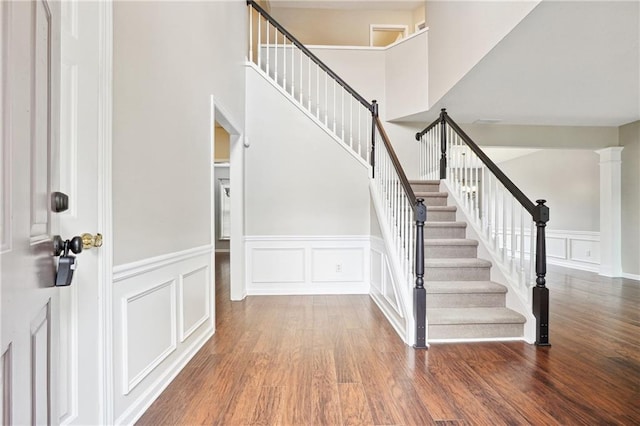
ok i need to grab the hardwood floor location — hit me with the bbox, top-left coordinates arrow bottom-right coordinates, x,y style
137,253 -> 640,425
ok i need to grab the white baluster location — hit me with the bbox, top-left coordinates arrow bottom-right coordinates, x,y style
282,35 -> 286,89
266,21 -> 270,76
274,29 -> 278,83
257,14 -> 261,69
316,64 -> 320,118
324,72 -> 328,126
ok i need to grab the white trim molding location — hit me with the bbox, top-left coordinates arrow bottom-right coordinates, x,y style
245,236 -> 370,295
596,147 -> 623,277
545,230 -> 600,273
111,245 -> 214,424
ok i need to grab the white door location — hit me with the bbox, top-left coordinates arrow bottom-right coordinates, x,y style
58,1 -> 104,424
1,0 -> 62,424
1,1 -> 106,424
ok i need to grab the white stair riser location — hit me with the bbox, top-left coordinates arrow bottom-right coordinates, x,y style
425,245 -> 477,258
425,266 -> 490,281
427,293 -> 505,308
428,323 -> 524,339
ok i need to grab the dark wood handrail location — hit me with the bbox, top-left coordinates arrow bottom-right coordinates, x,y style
247,0 -> 373,112
374,117 -> 418,210
442,115 -> 536,215
415,115 -> 441,139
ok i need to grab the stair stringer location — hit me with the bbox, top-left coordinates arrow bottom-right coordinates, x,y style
368,180 -> 418,346
440,179 -> 536,343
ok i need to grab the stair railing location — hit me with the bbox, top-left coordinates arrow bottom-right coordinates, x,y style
247,0 -> 427,348
247,0 -> 373,166
416,109 -> 550,346
372,104 -> 427,348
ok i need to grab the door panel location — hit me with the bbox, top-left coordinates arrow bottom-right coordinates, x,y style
0,0 -> 61,424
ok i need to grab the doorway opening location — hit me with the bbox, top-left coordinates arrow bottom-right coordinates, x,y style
369,24 -> 408,47
211,98 -> 245,301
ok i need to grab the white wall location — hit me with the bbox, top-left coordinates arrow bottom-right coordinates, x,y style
111,1 -> 246,422
385,31 -> 429,121
113,0 -> 246,265
426,0 -> 539,106
270,7 -> 416,46
498,149 -> 600,232
245,66 -> 370,236
620,120 -> 640,277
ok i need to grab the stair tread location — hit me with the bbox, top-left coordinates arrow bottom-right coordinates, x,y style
427,206 -> 457,211
425,239 -> 478,246
425,258 -> 492,268
427,307 -> 526,325
409,180 -> 440,184
425,221 -> 467,228
426,281 -> 507,294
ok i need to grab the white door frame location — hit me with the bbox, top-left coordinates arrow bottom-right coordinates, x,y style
96,1 -> 113,424
210,98 -> 245,301
369,24 -> 409,47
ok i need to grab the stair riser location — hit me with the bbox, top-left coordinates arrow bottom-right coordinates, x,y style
426,211 -> 457,222
428,323 -> 524,340
425,227 -> 466,239
411,183 -> 440,193
425,267 -> 490,281
425,245 -> 477,258
423,196 -> 448,207
427,293 -> 505,308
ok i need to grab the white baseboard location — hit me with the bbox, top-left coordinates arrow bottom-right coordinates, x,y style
622,272 -> 640,281
111,245 -> 214,424
245,236 -> 370,295
114,328 -> 212,425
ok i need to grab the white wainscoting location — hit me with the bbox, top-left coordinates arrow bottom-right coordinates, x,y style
369,237 -> 406,339
545,230 -> 600,272
245,236 -> 370,295
111,245 -> 214,425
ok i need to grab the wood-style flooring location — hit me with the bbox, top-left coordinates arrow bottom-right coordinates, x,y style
137,253 -> 640,425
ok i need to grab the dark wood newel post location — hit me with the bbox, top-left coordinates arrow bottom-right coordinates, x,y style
371,100 -> 378,177
414,199 -> 427,349
533,199 -> 551,346
439,108 -> 447,179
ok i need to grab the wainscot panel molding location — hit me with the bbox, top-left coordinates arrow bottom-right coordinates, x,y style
545,230 -> 600,273
245,236 -> 370,295
112,245 -> 214,425
369,237 -> 406,339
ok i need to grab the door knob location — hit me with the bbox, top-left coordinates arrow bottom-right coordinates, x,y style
81,233 -> 103,250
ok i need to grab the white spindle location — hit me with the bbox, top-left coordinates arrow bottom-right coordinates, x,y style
324,72 -> 328,126
316,64 -> 319,117
274,29 -> 278,83
257,14 -> 261,69
282,35 -> 286,89
266,21 -> 270,76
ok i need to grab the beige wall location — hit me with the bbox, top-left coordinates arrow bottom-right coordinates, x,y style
620,120 -> 640,276
214,126 -> 230,162
270,7 -> 416,46
461,123 -> 619,150
113,0 -> 246,265
499,149 -> 600,232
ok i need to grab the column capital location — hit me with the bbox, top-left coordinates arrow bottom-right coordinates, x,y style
595,146 -> 624,163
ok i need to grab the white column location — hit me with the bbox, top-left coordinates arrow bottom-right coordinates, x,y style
596,147 -> 624,277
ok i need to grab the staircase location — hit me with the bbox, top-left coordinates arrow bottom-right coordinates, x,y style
411,180 -> 526,340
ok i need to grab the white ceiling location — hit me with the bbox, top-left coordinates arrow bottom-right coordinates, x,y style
270,0 -> 424,11
399,0 -> 640,127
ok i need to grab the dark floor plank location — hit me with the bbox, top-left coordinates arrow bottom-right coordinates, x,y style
137,254 -> 640,426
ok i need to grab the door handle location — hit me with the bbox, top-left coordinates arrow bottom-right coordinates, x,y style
81,233 -> 103,250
